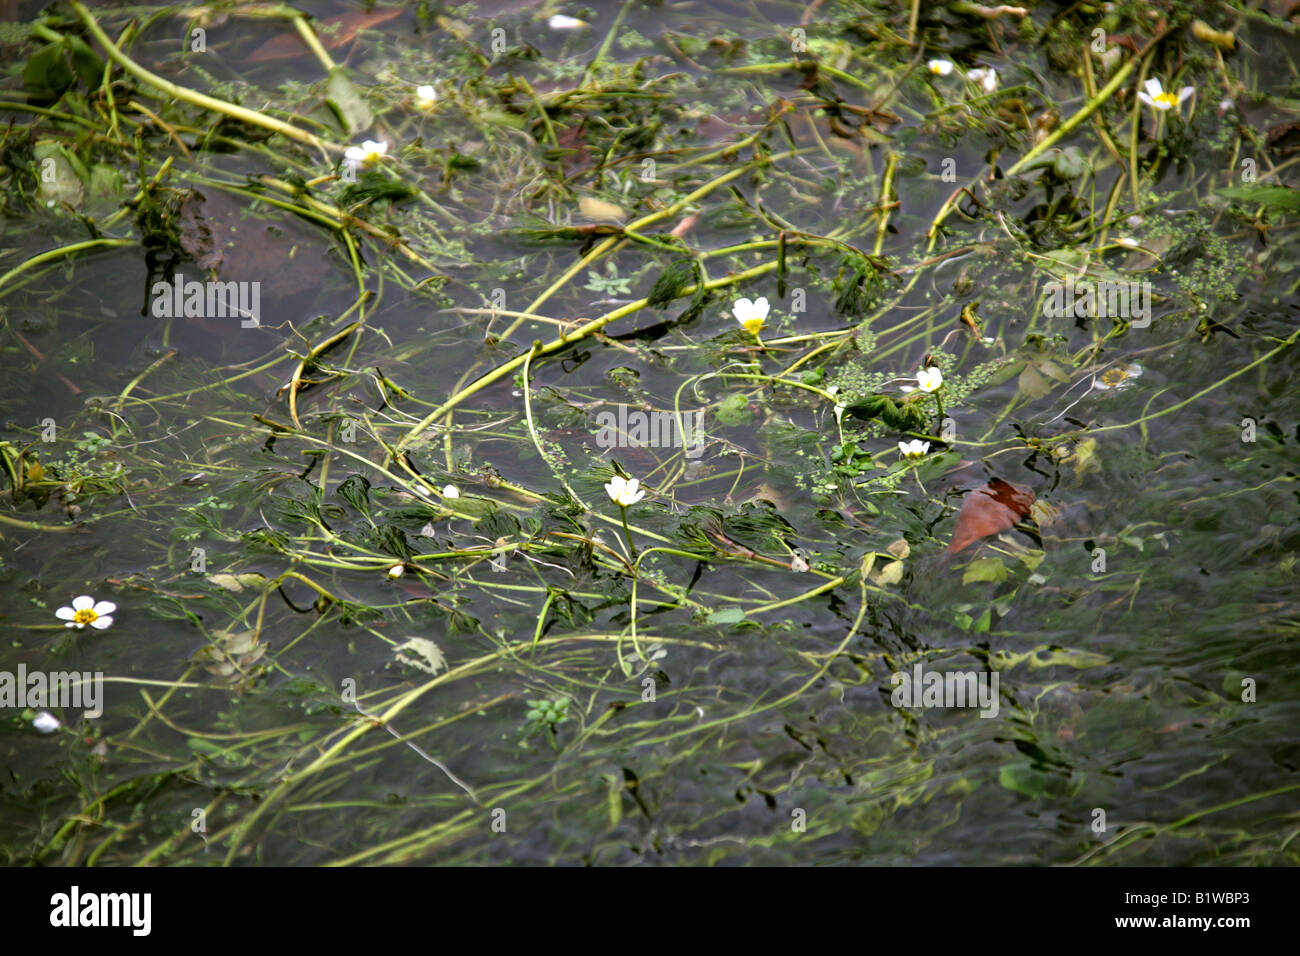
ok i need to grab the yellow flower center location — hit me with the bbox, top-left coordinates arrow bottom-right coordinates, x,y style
1154,92 -> 1178,109
742,318 -> 764,335
73,608 -> 98,625
1100,368 -> 1128,387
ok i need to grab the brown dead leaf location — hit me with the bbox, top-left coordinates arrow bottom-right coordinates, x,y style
947,479 -> 1036,554
248,8 -> 403,63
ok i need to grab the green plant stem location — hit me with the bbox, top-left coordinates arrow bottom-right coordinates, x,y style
619,505 -> 637,561
70,1 -> 339,154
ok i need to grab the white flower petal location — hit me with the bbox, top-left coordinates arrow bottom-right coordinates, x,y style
1144,78 -> 1164,98
55,606 -> 76,620
917,367 -> 944,392
93,601 -> 116,617
72,595 -> 95,611
33,712 -> 61,733
89,615 -> 113,630
1177,86 -> 1194,104
1137,92 -> 1154,108
443,484 -> 460,499
65,622 -> 79,629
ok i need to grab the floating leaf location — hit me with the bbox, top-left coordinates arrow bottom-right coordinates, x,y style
1216,184 -> 1300,213
872,559 -> 905,586
194,629 -> 266,680
33,142 -> 85,209
393,637 -> 447,674
247,8 -> 404,62
23,42 -> 73,98
947,479 -> 1035,554
706,607 -> 746,625
325,67 -> 374,135
962,556 -> 1008,584
209,572 -> 270,593
714,393 -> 753,427
578,196 -> 626,223
1066,437 -> 1100,480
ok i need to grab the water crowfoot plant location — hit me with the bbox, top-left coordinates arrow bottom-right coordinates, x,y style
2,0 -> 1299,872
605,475 -> 645,561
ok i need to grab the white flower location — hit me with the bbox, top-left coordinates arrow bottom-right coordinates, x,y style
1116,236 -> 1139,247
443,484 -> 460,499
548,14 -> 587,30
605,475 -> 645,507
387,564 -> 406,579
55,595 -> 115,630
916,367 -> 944,392
33,712 -> 61,733
1092,362 -> 1143,391
1137,78 -> 1193,112
898,439 -> 931,459
967,67 -> 998,94
928,59 -> 954,77
343,139 -> 388,172
733,296 -> 770,336
415,85 -> 437,109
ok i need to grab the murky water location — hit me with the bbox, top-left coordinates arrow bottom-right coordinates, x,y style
1,0 -> 1298,865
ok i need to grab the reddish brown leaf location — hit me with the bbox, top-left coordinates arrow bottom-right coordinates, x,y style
247,8 -> 403,63
946,478 -> 1036,554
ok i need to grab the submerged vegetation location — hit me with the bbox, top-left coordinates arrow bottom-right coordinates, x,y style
1,0 -> 1299,865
